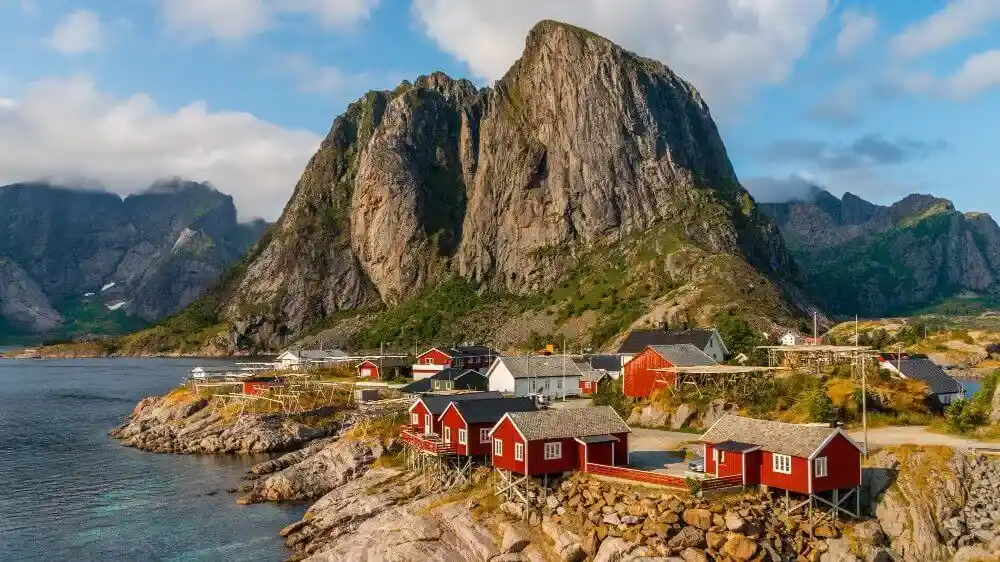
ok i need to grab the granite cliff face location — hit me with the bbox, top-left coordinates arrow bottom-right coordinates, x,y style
0,180 -> 266,339
761,188 -> 1000,317
214,21 -> 802,351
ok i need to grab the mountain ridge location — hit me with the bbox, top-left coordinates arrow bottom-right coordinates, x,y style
760,188 -> 1000,317
0,180 -> 267,341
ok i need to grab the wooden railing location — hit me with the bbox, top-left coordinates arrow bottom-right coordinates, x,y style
584,464 -> 744,491
400,429 -> 457,455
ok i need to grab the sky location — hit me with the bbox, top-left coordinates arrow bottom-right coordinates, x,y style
0,0 -> 999,221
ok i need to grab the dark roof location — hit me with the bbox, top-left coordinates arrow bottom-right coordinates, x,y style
502,406 -> 630,441
586,354 -> 622,372
358,357 -> 410,369
647,344 -> 717,367
702,415 -> 861,458
581,370 -> 610,383
399,379 -> 431,394
429,368 -> 479,381
399,379 -> 432,394
441,345 -> 499,358
617,328 -> 718,354
714,440 -> 759,453
448,397 -> 537,425
575,435 -> 619,444
418,391 -> 503,415
897,358 -> 965,395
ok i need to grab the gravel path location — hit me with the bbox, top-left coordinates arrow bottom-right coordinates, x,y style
850,425 -> 998,451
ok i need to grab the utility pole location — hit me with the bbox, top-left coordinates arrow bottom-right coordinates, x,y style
561,336 -> 567,402
862,353 -> 868,458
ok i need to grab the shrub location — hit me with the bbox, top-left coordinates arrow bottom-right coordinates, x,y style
592,378 -> 631,419
807,386 -> 835,423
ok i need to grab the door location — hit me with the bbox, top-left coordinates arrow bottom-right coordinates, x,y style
425,414 -> 432,435
361,367 -> 372,378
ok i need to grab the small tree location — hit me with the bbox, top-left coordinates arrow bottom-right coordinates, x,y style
592,377 -> 631,419
808,386 -> 835,423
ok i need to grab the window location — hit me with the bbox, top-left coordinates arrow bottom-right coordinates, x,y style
515,443 -> 524,461
543,442 -> 562,460
480,428 -> 490,443
458,429 -> 467,445
815,457 -> 828,478
711,449 -> 718,462
410,413 -> 419,426
718,450 -> 726,463
423,358 -> 434,365
556,379 -> 563,389
443,427 -> 452,443
424,414 -> 432,433
494,438 -> 503,456
773,454 -> 792,474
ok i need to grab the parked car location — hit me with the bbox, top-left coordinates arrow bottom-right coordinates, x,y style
688,457 -> 705,473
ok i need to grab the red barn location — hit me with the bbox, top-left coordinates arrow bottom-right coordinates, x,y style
438,397 -> 537,456
407,391 -> 502,436
357,357 -> 411,379
579,371 -> 610,395
488,406 -> 630,476
623,344 -> 716,399
413,345 -> 498,379
243,377 -> 279,396
700,415 -> 863,495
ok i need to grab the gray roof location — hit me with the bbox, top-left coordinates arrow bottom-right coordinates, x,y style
647,344 -> 717,367
440,345 -> 498,358
399,379 -> 432,394
448,397 -> 538,425
896,358 -> 965,395
495,355 -> 583,379
429,368 -> 480,382
586,354 -> 623,372
581,370 -> 610,383
701,415 -> 860,459
358,357 -> 410,368
504,406 -> 630,441
617,328 -> 722,354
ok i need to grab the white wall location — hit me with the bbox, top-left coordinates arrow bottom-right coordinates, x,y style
488,362 -> 516,393
703,334 -> 726,362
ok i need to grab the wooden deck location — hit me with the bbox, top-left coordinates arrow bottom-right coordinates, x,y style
585,463 -> 743,491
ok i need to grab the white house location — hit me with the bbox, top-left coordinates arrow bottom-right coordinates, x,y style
616,327 -> 729,365
486,355 -> 583,399
276,349 -> 347,371
879,357 -> 965,408
781,332 -> 806,346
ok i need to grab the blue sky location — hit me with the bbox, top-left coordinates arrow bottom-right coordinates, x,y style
0,0 -> 998,220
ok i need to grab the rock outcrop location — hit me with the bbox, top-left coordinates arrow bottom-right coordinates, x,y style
208,20 -> 803,351
0,180 -> 266,338
761,188 -> 1000,316
108,391 -> 330,454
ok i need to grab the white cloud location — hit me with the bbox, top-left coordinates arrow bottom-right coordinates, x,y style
158,0 -> 379,41
47,10 -> 104,54
0,77 -> 321,220
890,0 -> 1000,59
946,49 -> 1000,99
410,0 -> 830,112
834,10 -> 877,58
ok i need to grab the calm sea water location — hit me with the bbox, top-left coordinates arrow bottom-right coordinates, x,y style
0,358 -> 305,561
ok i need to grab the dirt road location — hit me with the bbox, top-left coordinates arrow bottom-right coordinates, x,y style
850,426 -> 996,451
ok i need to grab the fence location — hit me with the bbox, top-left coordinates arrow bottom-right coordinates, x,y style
400,429 -> 457,455
584,463 -> 743,491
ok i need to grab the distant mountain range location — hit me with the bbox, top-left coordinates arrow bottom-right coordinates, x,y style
760,187 -> 1000,317
0,180 -> 267,342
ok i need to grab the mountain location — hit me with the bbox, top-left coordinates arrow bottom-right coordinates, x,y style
760,188 -> 1000,317
126,20 -> 811,355
0,180 -> 267,341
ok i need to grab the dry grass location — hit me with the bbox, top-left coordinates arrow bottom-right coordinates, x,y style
342,412 -> 407,444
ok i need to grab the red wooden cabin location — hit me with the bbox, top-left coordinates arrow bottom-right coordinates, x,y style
413,345 -> 498,379
357,357 -> 411,379
488,406 -> 630,476
622,344 -> 716,399
407,391 -> 502,436
438,397 -> 537,456
243,377 -> 278,396
700,415 -> 863,494
579,371 -> 610,395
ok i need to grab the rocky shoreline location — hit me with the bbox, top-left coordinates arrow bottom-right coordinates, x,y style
110,392 -> 1000,562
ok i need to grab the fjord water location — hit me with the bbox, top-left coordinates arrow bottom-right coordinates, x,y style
0,358 -> 304,561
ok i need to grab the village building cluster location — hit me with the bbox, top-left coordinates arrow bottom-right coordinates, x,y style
185,321 -> 969,523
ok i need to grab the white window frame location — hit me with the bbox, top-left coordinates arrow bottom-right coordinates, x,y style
815,456 -> 828,478
556,379 -> 563,389
423,357 -> 434,364
424,414 -> 432,434
480,428 -> 490,443
711,449 -> 718,462
410,413 -> 419,426
493,438 -> 503,456
458,428 -> 467,445
543,442 -> 562,460
773,453 -> 792,474
718,450 -> 726,463
443,427 -> 452,443
514,443 -> 524,461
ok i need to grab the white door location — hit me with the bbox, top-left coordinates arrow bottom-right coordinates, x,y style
361,367 -> 372,378
425,414 -> 432,434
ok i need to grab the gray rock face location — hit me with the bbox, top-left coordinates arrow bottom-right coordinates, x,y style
0,256 -> 63,332
217,20 -> 799,350
0,181 -> 266,336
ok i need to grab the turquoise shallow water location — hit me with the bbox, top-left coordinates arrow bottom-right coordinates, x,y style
0,358 -> 305,561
